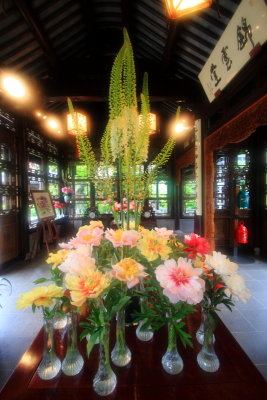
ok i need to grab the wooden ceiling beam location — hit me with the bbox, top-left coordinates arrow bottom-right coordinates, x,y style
14,0 -> 58,69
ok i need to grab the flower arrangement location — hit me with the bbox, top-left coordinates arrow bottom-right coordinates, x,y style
15,29 -> 251,393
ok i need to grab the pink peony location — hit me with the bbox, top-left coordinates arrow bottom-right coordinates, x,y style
184,233 -> 211,259
154,227 -> 174,240
76,226 -> 104,246
155,258 -> 205,304
105,229 -> 140,247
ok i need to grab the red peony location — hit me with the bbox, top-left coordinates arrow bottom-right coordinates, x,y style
183,233 -> 211,259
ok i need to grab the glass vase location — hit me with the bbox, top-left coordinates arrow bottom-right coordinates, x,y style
136,297 -> 153,342
161,323 -> 183,375
197,311 -> 219,372
196,307 -> 215,346
93,324 -> 117,396
111,308 -> 131,367
53,312 -> 68,330
62,311 -> 84,376
136,320 -> 154,342
37,316 -> 61,380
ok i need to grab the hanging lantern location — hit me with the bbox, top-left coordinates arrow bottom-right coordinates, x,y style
164,0 -> 212,19
67,111 -> 88,136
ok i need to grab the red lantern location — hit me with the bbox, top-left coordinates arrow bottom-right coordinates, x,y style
235,221 -> 248,244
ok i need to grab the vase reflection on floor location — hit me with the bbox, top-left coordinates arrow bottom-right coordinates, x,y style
37,316 -> 61,380
111,308 -> 131,367
161,323 -> 183,375
93,324 -> 117,396
197,311 -> 219,372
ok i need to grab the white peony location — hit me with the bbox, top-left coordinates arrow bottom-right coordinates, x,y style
58,249 -> 96,276
224,273 -> 251,303
205,251 -> 238,277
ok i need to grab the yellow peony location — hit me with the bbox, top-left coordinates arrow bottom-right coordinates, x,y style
138,230 -> 172,262
65,268 -> 111,307
16,284 -> 64,309
78,220 -> 104,231
111,257 -> 147,288
46,249 -> 70,269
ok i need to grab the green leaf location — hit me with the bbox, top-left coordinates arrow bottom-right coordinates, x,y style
33,277 -> 50,284
86,332 -> 99,358
110,296 -> 131,315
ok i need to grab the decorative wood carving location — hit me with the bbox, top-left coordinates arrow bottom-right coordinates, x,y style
176,147 -> 195,185
204,95 -> 267,249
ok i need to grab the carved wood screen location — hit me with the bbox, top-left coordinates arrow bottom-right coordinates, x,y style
204,94 -> 267,249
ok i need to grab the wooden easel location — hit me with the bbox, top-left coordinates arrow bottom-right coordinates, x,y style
26,218 -> 59,260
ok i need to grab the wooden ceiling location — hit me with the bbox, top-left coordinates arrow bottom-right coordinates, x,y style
0,0 -> 241,119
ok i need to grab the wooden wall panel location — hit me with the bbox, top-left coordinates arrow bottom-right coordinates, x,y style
204,95 -> 267,249
0,214 -> 19,264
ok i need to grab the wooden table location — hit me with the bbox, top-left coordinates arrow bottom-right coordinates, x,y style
1,312 -> 267,400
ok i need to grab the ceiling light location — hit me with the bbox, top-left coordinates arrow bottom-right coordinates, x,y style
164,0 -> 212,19
2,76 -> 26,98
48,119 -> 58,129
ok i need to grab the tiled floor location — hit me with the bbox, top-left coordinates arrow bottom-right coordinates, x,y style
217,258 -> 267,381
0,254 -> 267,391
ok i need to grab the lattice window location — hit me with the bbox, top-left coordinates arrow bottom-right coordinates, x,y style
181,166 -> 196,217
148,178 -> 171,216
0,107 -> 15,132
214,151 -> 230,210
27,128 -> 44,148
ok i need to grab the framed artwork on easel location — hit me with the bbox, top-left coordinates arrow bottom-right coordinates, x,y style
31,190 -> 56,221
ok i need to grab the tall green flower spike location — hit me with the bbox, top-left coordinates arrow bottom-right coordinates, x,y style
68,28 -> 176,229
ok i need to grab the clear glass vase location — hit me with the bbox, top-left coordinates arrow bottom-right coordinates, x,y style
111,308 -> 131,367
93,324 -> 117,396
161,323 -> 184,375
37,316 -> 61,380
197,311 -> 220,372
53,312 -> 68,330
62,311 -> 84,376
196,307 -> 215,346
136,320 -> 154,342
136,297 -> 153,342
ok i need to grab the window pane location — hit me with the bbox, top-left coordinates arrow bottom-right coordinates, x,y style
149,184 -> 157,196
28,204 -> 38,223
184,200 -> 196,216
96,201 -> 112,214
158,181 -> 168,196
75,201 -> 89,216
75,164 -> 88,178
48,182 -> 59,197
184,181 -> 196,196
48,163 -> 58,177
75,182 -> 90,197
149,199 -> 169,215
0,171 -> 12,185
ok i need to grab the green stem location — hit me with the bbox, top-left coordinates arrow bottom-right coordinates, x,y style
118,157 -> 124,228
167,323 -> 177,352
116,309 -> 126,354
